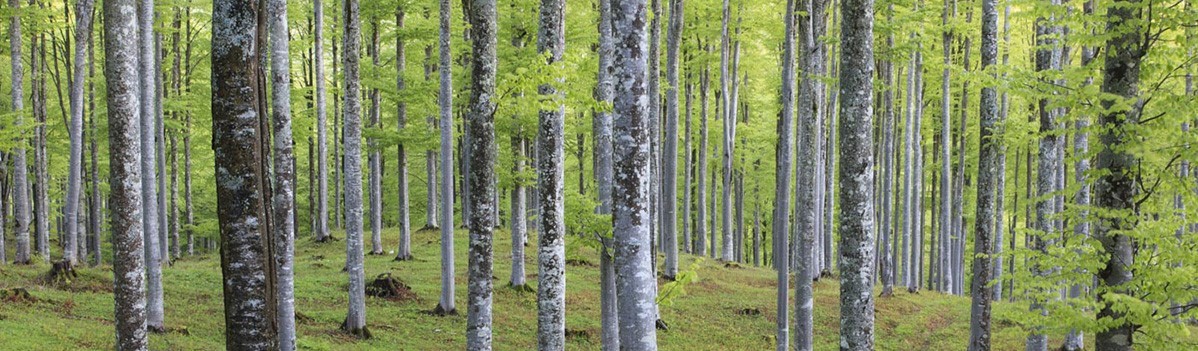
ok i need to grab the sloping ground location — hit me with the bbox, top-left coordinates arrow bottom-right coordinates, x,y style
0,228 -> 1073,350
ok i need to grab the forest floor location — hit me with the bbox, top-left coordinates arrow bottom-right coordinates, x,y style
2,227 -> 1072,350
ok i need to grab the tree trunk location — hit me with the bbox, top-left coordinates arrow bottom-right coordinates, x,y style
339,0 -> 369,337
137,0 -> 165,331
368,20 -> 384,256
394,8 -> 412,261
267,0 -> 298,347
595,0 -> 619,347
1026,2 -> 1062,348
436,0 -> 457,315
938,0 -> 954,294
103,1 -> 149,345
89,26 -> 103,265
796,0 -> 826,347
212,0 -> 279,346
662,0 -> 683,279
1093,0 -> 1143,347
611,0 -> 658,347
967,0 -> 1000,346
156,35 -> 170,267
838,0 -> 877,346
62,0 -> 95,267
536,0 -> 567,347
463,2 -> 498,349
312,0 -> 330,242
697,66 -> 709,257
775,0 -> 797,348
720,0 -> 736,262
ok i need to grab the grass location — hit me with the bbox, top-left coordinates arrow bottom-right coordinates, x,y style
2,226 -> 1064,350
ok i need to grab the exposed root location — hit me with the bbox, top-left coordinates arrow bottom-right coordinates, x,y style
315,235 -> 340,243
426,303 -> 458,316
393,254 -> 414,262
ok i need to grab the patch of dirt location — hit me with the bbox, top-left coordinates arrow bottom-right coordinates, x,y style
365,273 -> 420,302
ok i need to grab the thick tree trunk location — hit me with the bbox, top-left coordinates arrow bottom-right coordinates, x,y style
611,0 -> 658,348
103,1 -> 149,346
796,0 -> 826,347
340,0 -> 369,337
967,0 -> 1000,347
536,0 -> 567,347
1093,0 -> 1143,348
464,2 -> 498,349
212,0 -> 279,346
436,0 -> 457,315
267,0 -> 298,347
838,0 -> 877,346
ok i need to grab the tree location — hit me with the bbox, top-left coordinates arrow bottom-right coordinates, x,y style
139,0 -> 165,332
315,0 -> 331,242
267,0 -> 297,347
212,0 -> 278,347
719,0 -> 736,262
594,0 -> 619,347
776,0 -> 798,348
611,0 -> 658,348
63,0 -> 95,268
341,0 -> 369,338
9,0 -> 32,266
662,0 -> 684,281
838,0 -> 877,347
435,0 -> 457,316
103,0 -> 149,346
967,0 -> 1000,346
465,2 -> 498,349
1026,1 -> 1062,348
368,19 -> 384,256
394,7 -> 412,262
796,0 -> 827,347
1092,0 -> 1146,348
937,0 -> 954,294
537,0 -> 567,347
697,65 -> 709,258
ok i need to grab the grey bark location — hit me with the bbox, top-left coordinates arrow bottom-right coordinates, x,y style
465,1 -> 498,349
1026,2 -> 1063,348
878,5 -> 896,297
992,1 -> 1012,301
212,0 -> 279,346
104,0 -> 149,346
156,36 -> 169,267
611,0 -> 658,348
697,67 -> 709,257
341,0 -> 369,336
537,0 -> 567,347
796,0 -> 826,347
1062,3 -> 1096,349
595,0 -> 619,347
719,0 -> 736,262
395,8 -> 412,261
776,0 -> 797,348
64,0 -> 95,267
368,21 -> 384,256
314,0 -> 330,241
938,0 -> 954,294
268,0 -> 297,347
425,44 -> 440,231
436,0 -> 457,314
662,0 -> 683,279
838,0 -> 878,346
89,29 -> 103,265
1093,0 -> 1143,347
138,0 -> 164,331
510,136 -> 527,287
5,0 -> 23,265
967,0 -> 1000,346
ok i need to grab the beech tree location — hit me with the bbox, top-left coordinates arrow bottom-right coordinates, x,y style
267,0 -> 297,347
341,0 -> 369,337
104,0 -> 149,347
212,0 -> 277,347
139,0 -> 165,332
967,0 -> 1000,346
537,0 -> 567,347
435,0 -> 457,316
464,2 -> 498,350
838,0 -> 877,347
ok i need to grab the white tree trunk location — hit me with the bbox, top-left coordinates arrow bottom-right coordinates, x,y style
775,0 -> 797,348
436,0 -> 457,315
662,0 -> 684,279
536,0 -> 567,347
268,0 -> 297,347
341,0 -> 368,336
139,0 -> 165,331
